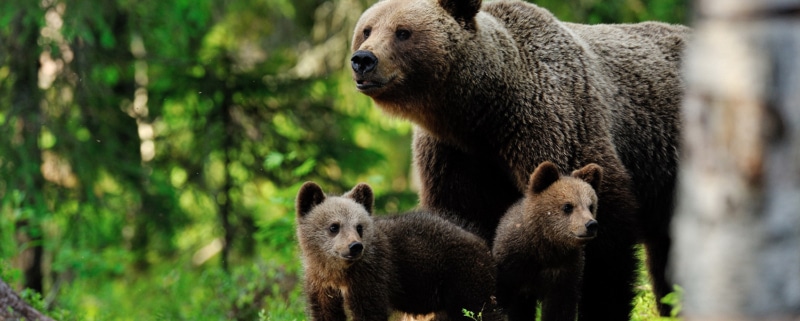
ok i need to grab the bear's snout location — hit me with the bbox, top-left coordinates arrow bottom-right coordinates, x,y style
351,50 -> 378,75
585,220 -> 598,238
347,241 -> 364,259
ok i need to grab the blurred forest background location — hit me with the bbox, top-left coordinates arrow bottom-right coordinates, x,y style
0,0 -> 687,319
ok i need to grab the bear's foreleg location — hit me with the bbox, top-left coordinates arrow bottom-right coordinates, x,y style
306,286 -> 347,321
644,232 -> 674,316
413,131 -> 520,243
502,294 -> 538,321
540,269 -> 581,321
345,282 -> 391,321
579,231 -> 638,321
495,261 -> 538,321
442,275 -> 503,321
573,145 -> 641,320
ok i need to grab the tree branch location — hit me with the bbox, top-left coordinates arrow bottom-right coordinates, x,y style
0,279 -> 55,321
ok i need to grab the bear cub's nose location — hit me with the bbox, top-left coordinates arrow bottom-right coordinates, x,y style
348,242 -> 364,257
585,220 -> 598,237
351,50 -> 378,74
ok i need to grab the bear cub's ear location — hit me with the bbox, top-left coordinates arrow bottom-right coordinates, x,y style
571,163 -> 603,192
529,161 -> 561,194
296,182 -> 326,218
345,183 -> 374,215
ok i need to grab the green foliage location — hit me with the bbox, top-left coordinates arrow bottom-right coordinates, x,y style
20,288 -> 47,313
0,0 -> 687,319
662,285 -> 684,318
535,0 -> 689,24
463,308 -> 484,321
632,247 -> 683,321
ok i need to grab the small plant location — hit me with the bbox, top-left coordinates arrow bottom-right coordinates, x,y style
462,308 -> 483,321
661,285 -> 684,318
20,288 -> 46,313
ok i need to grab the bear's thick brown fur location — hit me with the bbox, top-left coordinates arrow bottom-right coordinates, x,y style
350,0 -> 689,318
493,161 -> 602,321
295,182 -> 501,321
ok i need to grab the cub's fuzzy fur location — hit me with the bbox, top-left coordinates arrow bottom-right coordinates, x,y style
296,182 -> 500,321
493,162 -> 602,321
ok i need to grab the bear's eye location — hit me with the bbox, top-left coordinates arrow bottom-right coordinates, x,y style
395,29 -> 411,41
363,28 -> 371,39
356,225 -> 364,237
589,204 -> 595,212
329,223 -> 340,234
562,203 -> 574,214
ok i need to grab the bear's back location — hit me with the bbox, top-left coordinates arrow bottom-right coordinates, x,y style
482,0 -> 689,106
482,0 -> 689,202
564,21 -> 690,198
376,212 -> 496,314
378,212 -> 490,260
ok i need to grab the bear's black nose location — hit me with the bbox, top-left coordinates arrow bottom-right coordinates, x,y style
351,50 -> 378,74
585,220 -> 598,236
349,242 -> 364,256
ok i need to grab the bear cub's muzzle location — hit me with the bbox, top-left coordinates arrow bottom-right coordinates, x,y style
582,220 -> 599,239
344,241 -> 364,260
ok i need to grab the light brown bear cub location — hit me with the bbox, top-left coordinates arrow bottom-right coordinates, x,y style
295,181 -> 500,321
493,161 -> 602,321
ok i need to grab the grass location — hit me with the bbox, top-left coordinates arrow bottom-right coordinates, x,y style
9,240 -> 677,321
461,245 -> 682,321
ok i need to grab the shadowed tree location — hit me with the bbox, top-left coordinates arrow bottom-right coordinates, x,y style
5,4 -> 46,296
673,0 -> 800,319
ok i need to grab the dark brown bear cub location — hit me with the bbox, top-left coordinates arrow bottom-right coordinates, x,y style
295,181 -> 500,321
493,162 -> 603,321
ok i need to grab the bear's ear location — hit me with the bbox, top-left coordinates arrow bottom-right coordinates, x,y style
345,183 -> 374,215
572,163 -> 603,192
296,182 -> 326,218
438,0 -> 481,28
529,161 -> 561,194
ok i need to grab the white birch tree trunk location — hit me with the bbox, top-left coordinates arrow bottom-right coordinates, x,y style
673,0 -> 800,320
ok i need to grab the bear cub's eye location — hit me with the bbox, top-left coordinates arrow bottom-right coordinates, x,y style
562,203 -> 574,214
363,28 -> 371,39
329,223 -> 340,234
589,204 -> 595,212
356,225 -> 364,237
395,29 -> 411,41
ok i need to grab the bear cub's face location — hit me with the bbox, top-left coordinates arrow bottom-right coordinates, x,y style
525,161 -> 603,244
296,182 -> 376,265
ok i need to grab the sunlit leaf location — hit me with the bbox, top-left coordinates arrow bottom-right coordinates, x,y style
292,158 -> 316,177
264,152 -> 284,170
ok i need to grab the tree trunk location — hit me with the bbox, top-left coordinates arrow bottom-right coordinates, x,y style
9,6 -> 46,296
220,83 -> 234,272
672,1 -> 800,320
0,279 -> 55,321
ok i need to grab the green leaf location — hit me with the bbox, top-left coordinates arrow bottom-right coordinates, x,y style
264,152 -> 284,170
292,158 -> 316,177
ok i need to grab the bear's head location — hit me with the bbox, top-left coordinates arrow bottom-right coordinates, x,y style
295,182 -> 375,266
350,0 -> 482,119
524,161 -> 602,245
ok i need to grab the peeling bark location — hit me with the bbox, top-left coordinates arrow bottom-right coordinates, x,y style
673,1 -> 800,320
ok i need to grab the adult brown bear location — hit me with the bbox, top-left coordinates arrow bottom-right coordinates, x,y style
350,0 -> 689,318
